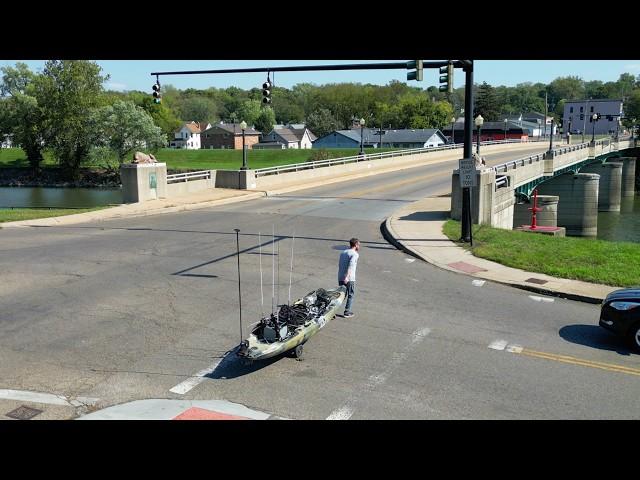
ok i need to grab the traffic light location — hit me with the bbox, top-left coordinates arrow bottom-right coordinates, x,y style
406,60 -> 423,81
152,82 -> 161,104
262,81 -> 272,104
439,62 -> 454,93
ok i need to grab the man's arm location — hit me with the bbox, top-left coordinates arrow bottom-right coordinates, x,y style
342,255 -> 357,282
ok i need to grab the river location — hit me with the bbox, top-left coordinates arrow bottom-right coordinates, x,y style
0,186 -> 123,209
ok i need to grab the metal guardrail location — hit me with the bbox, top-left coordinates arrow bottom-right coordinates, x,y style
166,170 -> 211,184
491,135 -> 634,174
253,139 -> 532,178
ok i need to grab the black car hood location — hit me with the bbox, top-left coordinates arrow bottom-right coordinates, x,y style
605,288 -> 640,302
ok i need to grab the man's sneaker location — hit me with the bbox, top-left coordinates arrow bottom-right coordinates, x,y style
343,312 -> 354,318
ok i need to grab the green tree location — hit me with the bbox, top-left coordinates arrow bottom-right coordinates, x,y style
178,96 -> 218,124
0,63 -> 46,169
623,90 -> 640,128
34,60 -> 109,176
92,100 -> 166,164
475,82 -> 501,121
236,99 -> 262,127
306,108 -> 340,137
254,107 -> 276,134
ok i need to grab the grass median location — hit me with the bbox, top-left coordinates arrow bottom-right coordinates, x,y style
0,207 -> 109,223
443,219 -> 640,287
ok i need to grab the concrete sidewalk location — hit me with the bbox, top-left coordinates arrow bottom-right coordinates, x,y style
78,399 -> 285,420
382,196 -> 619,303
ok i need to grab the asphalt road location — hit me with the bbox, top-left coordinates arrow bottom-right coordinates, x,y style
2,144 -> 639,419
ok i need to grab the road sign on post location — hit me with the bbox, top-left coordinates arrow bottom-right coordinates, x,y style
459,158 -> 477,187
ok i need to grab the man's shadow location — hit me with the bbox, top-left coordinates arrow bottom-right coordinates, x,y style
559,324 -> 635,356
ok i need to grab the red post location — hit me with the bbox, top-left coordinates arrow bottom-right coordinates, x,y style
528,189 -> 542,229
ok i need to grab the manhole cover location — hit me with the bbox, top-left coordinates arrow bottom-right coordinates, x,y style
6,405 -> 43,420
525,278 -> 548,285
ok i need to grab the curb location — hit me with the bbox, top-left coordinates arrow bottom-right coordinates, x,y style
380,216 -> 605,305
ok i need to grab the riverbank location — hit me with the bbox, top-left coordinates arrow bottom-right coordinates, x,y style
443,219 -> 640,288
0,206 -> 109,223
0,167 -> 120,188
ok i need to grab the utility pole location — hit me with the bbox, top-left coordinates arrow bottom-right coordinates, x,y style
461,61 -> 474,245
544,91 -> 548,138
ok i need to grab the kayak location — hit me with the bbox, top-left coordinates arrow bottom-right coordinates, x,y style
238,286 -> 346,361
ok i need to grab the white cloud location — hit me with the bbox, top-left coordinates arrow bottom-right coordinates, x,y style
106,82 -> 128,91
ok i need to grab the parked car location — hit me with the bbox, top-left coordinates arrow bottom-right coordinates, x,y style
599,288 -> 640,351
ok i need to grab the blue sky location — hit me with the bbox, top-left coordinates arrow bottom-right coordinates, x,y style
1,60 -> 639,92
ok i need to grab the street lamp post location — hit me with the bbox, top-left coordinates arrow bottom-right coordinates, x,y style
240,120 -> 248,170
475,114 -> 484,154
548,118 -> 555,153
359,117 -> 365,155
451,116 -> 456,144
504,118 -> 508,141
591,113 -> 597,143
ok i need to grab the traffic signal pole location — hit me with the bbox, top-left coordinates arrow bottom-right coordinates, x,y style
461,61 -> 474,245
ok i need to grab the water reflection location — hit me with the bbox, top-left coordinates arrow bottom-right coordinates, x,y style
597,196 -> 640,242
0,187 -> 123,208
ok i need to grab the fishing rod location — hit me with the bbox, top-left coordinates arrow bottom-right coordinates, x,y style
288,230 -> 295,306
234,228 -> 242,344
259,231 -> 264,318
271,225 -> 275,316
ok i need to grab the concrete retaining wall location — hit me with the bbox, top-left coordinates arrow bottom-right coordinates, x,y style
513,195 -> 559,228
581,162 -> 622,211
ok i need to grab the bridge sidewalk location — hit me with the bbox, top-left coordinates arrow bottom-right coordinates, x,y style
382,196 -> 619,303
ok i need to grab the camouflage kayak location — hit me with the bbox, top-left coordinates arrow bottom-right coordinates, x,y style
238,286 -> 346,361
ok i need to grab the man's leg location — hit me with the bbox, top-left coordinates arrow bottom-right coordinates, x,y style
344,281 -> 355,314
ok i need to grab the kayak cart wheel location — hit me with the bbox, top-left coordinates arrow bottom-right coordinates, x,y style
293,345 -> 304,360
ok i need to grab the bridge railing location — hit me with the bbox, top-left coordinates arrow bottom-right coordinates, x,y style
166,170 -> 211,184
254,139 -> 530,178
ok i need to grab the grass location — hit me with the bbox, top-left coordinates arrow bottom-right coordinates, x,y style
0,206 -> 109,223
443,219 -> 640,287
0,147 -> 398,171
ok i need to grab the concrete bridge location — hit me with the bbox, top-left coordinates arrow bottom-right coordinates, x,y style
451,137 -> 638,236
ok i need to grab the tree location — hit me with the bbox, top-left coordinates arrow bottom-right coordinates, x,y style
254,107 -> 276,135
34,60 -> 109,176
236,99 -> 262,127
623,90 -> 640,128
0,63 -> 46,169
306,108 -> 340,137
92,100 -> 166,164
178,96 -> 218,124
475,82 -> 501,121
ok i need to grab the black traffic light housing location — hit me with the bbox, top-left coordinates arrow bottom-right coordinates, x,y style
262,80 -> 272,104
406,60 -> 423,81
152,82 -> 161,104
438,62 -> 454,93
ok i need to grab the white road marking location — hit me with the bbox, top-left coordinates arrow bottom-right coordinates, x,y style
404,258 -> 416,263
488,340 -> 508,351
528,295 -> 555,303
382,270 -> 391,273
411,278 -> 420,282
506,344 -> 523,353
472,280 -> 486,287
326,406 -> 354,420
326,326 -> 431,420
169,356 -> 227,395
0,389 -> 99,407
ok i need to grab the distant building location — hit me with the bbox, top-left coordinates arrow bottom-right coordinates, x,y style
313,128 -> 447,149
200,122 -> 261,150
563,99 -> 623,135
502,113 -> 557,136
169,121 -> 210,149
441,121 -> 529,143
1,134 -> 13,148
260,127 -> 317,149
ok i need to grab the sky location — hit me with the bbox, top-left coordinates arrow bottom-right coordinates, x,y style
1,60 -> 639,92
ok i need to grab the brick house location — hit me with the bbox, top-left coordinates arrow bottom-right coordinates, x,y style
200,123 -> 261,149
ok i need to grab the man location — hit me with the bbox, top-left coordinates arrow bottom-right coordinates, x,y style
338,238 -> 360,318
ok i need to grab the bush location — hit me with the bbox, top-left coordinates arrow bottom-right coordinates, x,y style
306,148 -> 332,162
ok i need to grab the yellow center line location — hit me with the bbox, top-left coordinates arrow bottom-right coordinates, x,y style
516,348 -> 640,376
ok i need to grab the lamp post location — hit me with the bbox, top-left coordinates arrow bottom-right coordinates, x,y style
548,118 -> 555,153
504,118 -> 508,141
359,117 -> 365,155
461,60 -> 474,245
591,113 -> 597,143
240,120 -> 248,170
475,114 -> 483,154
451,116 -> 456,144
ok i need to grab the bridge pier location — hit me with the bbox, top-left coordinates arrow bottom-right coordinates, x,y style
537,173 -> 600,236
512,195 -> 559,228
617,156 -> 636,197
580,161 -> 622,212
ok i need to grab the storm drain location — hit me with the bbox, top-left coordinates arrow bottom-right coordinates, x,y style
525,278 -> 548,285
6,405 -> 43,420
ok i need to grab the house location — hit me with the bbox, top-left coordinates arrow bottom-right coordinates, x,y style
312,128 -> 447,149
273,123 -> 306,130
260,127 -> 317,149
441,121 -> 529,144
1,134 -> 13,148
252,141 -> 286,150
200,122 -> 261,150
502,113 -> 557,136
169,121 -> 210,149
563,99 -> 623,135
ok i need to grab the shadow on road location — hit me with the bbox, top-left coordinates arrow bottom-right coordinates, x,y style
207,349 -> 289,379
398,210 -> 449,221
559,324 -> 635,356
